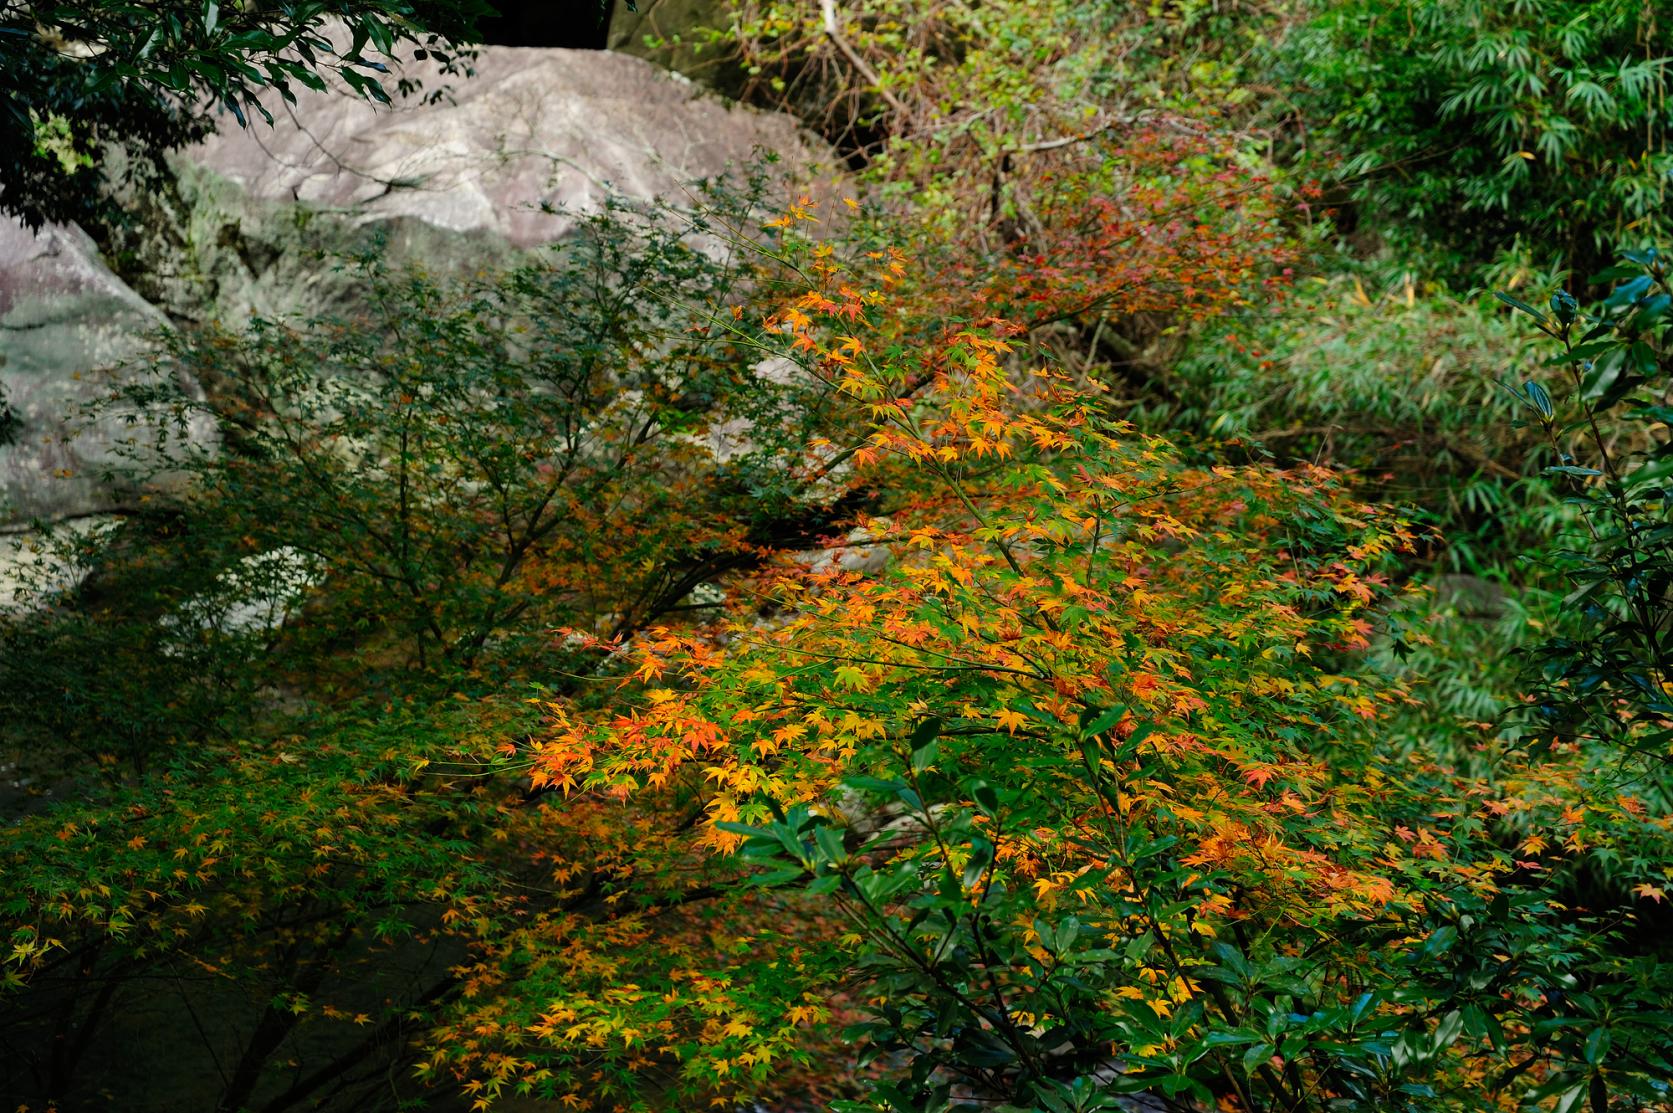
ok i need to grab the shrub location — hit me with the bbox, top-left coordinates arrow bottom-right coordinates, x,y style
101,200 -> 836,679
1286,0 -> 1672,276
1159,267 -> 1564,572
1497,247 -> 1673,771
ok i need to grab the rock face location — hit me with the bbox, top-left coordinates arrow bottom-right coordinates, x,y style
188,45 -> 822,242
114,45 -> 830,326
3,44 -> 828,542
0,219 -> 211,529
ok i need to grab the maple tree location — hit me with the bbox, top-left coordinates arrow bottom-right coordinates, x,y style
702,0 -> 1318,385
6,1 -> 1673,1095
0,190 -> 860,1109
407,218 -> 1673,1112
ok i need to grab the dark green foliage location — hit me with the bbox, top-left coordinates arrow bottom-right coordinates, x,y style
0,697 -> 535,1111
1287,0 -> 1671,275
0,0 -> 489,230
102,200 -> 822,678
0,517 -> 267,773
0,382 -> 18,445
1499,248 -> 1673,768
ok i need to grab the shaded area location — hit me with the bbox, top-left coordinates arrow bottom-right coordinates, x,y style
478,0 -> 611,49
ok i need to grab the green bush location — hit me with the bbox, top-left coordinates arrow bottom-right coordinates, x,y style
1497,247 -> 1673,771
0,517 -> 268,773
1286,0 -> 1671,276
101,202 -> 830,679
1159,267 -> 1565,571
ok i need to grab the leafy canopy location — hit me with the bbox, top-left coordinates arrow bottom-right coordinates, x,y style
1,0 -> 488,229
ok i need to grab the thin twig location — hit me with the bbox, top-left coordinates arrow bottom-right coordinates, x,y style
819,0 -> 910,118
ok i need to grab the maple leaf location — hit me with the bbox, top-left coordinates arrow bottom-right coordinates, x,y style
832,665 -> 871,691
995,707 -> 1029,734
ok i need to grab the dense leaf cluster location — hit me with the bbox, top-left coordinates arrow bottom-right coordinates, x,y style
1286,0 -> 1671,276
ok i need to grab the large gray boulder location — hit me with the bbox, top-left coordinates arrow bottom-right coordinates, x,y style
135,45 -> 831,324
191,46 -> 816,247
3,45 -> 828,539
0,219 -> 210,529
0,219 -> 216,612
